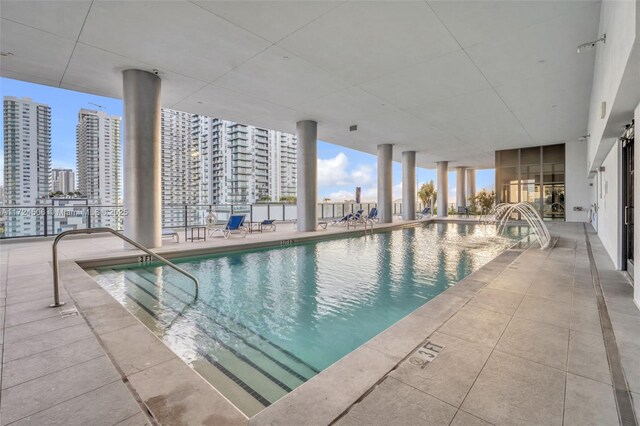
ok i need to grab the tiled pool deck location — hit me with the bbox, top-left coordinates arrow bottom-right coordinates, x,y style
0,220 -> 638,425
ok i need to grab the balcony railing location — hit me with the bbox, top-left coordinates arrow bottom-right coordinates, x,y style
0,201 -> 415,239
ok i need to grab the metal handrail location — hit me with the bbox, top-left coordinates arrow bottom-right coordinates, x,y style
50,227 -> 199,307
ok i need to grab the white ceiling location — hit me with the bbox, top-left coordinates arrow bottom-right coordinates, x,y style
0,0 -> 601,168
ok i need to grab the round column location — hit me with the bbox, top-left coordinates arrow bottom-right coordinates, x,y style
122,69 -> 161,248
377,144 -> 393,223
466,168 -> 476,207
456,166 -> 466,208
437,161 -> 449,217
402,151 -> 416,221
296,120 -> 317,231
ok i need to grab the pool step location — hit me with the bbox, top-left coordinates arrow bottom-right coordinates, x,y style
132,268 -> 319,379
109,268 -> 316,408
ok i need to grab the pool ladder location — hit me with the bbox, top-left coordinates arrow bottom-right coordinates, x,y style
50,227 -> 200,307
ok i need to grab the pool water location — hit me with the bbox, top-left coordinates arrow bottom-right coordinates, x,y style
90,222 -> 529,415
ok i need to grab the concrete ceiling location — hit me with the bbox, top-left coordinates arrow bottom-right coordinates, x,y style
0,0 -> 601,168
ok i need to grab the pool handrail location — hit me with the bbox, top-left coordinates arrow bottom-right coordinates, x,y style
50,227 -> 199,307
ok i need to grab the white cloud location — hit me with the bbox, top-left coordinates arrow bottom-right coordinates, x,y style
318,153 -> 350,186
328,190 -> 355,201
318,152 -> 376,188
351,164 -> 374,186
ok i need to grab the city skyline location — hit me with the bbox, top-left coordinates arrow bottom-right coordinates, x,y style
0,78 -> 495,201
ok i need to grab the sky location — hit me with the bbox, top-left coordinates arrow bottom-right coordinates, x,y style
0,77 -> 494,202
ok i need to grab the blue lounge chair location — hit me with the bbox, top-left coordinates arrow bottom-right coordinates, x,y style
261,219 -> 276,231
332,212 -> 354,225
366,207 -> 378,222
417,207 -> 431,219
209,214 -> 247,239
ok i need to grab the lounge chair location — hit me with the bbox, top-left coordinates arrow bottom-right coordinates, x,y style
261,219 -> 276,231
209,214 -> 247,239
366,207 -> 378,223
162,228 -> 180,243
332,212 -> 354,225
417,207 -> 431,219
457,206 -> 469,218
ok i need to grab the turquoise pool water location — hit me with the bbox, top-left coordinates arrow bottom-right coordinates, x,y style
90,222 -> 529,415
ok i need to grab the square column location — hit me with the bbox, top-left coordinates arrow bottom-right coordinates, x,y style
296,120 -> 317,231
437,161 -> 448,217
122,69 -> 162,248
402,151 -> 416,220
456,166 -> 466,208
378,144 -> 393,223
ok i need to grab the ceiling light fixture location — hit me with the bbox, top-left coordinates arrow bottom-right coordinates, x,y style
577,34 -> 606,53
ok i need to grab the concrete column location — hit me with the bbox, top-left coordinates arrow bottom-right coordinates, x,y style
296,120 -> 317,231
402,151 -> 416,221
437,161 -> 448,217
466,168 -> 476,205
456,167 -> 466,208
378,144 -> 393,223
122,69 -> 161,248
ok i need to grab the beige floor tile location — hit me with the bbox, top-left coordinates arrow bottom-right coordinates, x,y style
2,337 -> 104,389
563,373 -> 618,426
514,295 -> 571,329
468,288 -> 524,315
438,306 -> 510,347
570,304 -> 602,335
340,377 -> 457,426
462,350 -> 566,426
567,330 -> 611,384
390,332 -> 492,407
9,381 -> 142,426
450,410 -> 492,426
496,317 -> 569,370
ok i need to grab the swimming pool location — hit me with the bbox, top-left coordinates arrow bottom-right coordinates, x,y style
89,222 -> 529,416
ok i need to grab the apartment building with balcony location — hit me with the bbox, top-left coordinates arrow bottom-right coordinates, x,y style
2,96 -> 51,237
76,108 -> 121,228
161,109 -> 298,227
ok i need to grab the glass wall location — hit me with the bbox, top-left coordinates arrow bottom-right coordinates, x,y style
495,144 -> 565,221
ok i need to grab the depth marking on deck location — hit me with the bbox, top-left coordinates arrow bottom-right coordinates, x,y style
583,223 -> 638,426
407,340 -> 444,369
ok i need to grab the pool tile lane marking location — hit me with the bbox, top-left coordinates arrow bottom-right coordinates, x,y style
121,278 -> 296,400
123,268 -> 319,380
583,223 -> 638,426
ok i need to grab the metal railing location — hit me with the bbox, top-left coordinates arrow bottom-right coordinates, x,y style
50,227 -> 199,307
1,201 -> 425,239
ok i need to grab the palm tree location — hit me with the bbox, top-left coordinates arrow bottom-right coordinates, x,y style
418,181 -> 436,209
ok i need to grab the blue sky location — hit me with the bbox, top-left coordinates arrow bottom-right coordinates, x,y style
0,77 -> 494,201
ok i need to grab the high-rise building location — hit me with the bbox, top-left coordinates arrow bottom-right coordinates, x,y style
160,108 -> 200,226
270,131 -> 297,202
76,109 -> 121,227
160,108 -> 298,227
2,96 -> 51,237
52,168 -> 75,194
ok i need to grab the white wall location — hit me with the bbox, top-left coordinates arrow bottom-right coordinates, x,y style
634,101 -> 640,308
587,0 -> 638,172
565,141 -> 591,222
596,142 -> 622,269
